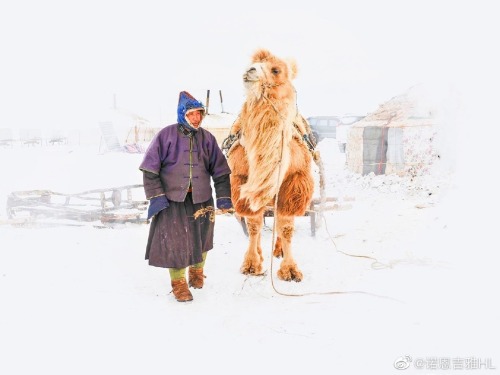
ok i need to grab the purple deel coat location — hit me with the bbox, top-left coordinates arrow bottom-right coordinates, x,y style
139,123 -> 232,269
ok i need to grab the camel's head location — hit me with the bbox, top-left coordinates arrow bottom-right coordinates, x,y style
242,48 -> 298,100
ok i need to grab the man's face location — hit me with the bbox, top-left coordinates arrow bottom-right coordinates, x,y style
186,110 -> 203,128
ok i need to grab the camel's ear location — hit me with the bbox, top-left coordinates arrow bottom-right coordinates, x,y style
252,48 -> 272,63
287,58 -> 298,80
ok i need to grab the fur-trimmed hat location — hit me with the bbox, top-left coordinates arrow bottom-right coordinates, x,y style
177,91 -> 205,131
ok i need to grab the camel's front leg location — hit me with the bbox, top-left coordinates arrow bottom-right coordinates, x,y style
240,215 -> 265,276
275,215 -> 303,282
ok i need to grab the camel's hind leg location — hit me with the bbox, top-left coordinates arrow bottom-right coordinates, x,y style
274,215 -> 303,282
240,215 -> 265,276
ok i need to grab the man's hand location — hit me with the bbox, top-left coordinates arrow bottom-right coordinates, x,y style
216,197 -> 233,214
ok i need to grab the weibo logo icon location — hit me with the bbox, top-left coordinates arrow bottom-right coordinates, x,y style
394,355 -> 412,370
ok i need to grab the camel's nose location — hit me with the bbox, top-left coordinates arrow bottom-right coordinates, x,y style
246,67 -> 256,74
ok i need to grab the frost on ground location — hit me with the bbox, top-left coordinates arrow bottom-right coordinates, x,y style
0,137 -> 496,375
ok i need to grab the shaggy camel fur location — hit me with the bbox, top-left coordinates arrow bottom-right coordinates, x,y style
226,49 -> 315,281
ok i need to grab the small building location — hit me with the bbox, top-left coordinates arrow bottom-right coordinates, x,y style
201,112 -> 237,146
346,85 -> 444,177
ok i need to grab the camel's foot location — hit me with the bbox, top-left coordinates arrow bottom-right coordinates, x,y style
240,258 -> 264,276
277,263 -> 303,282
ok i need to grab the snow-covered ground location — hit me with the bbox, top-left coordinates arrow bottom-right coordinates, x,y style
0,134 -> 497,374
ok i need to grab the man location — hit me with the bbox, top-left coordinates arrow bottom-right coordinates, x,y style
139,91 -> 232,302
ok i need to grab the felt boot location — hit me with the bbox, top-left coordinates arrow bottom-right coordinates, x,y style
188,267 -> 206,289
171,278 -> 193,302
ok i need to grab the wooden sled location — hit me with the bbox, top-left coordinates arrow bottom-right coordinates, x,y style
5,184 -> 148,227
237,196 -> 354,237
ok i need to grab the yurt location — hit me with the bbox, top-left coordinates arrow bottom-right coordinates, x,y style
98,107 -> 155,153
201,112 -> 237,146
346,85 -> 447,177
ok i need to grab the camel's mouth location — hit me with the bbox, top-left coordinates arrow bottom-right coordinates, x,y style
243,66 -> 260,83
243,75 -> 258,83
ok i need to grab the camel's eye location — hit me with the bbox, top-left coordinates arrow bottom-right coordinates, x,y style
271,67 -> 280,75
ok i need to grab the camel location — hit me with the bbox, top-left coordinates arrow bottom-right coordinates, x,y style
225,49 -> 315,282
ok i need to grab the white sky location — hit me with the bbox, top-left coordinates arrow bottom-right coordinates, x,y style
1,0 -> 498,129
